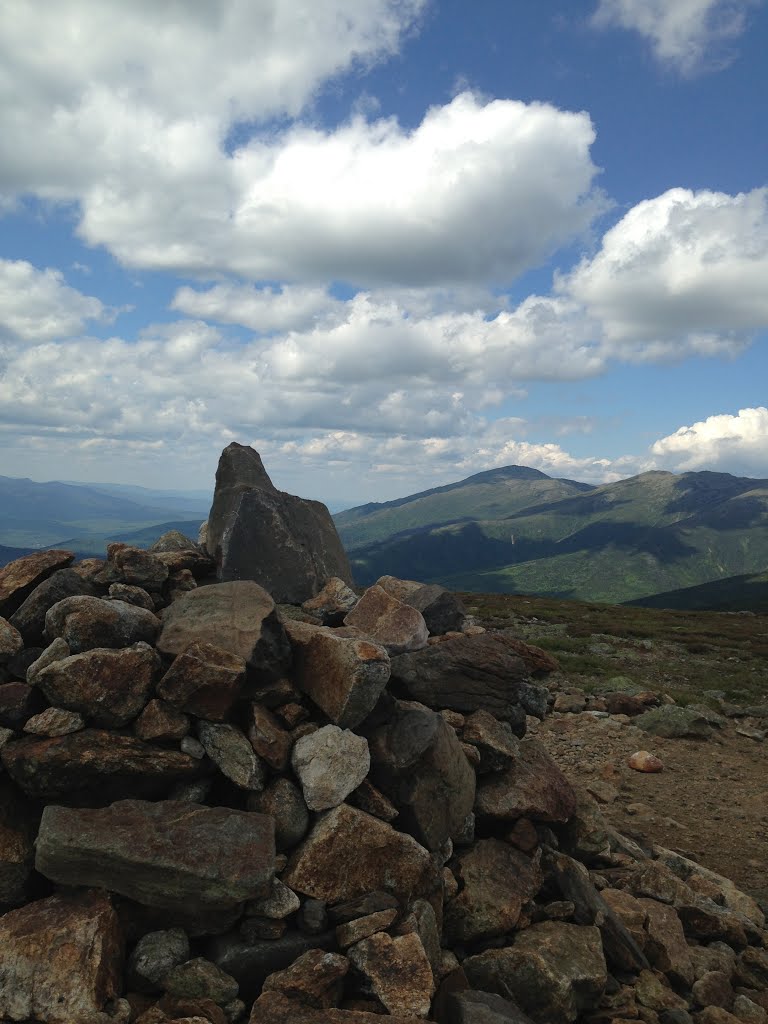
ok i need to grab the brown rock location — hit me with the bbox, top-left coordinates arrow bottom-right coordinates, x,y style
475,737 -> 577,824
336,909 -> 399,949
198,721 -> 265,791
638,899 -> 694,988
108,582 -> 156,609
494,635 -> 560,675
634,969 -> 689,1012
369,705 -> 476,851
0,680 -> 45,728
249,777 -> 310,851
389,632 -> 548,729
0,616 -> 23,663
601,889 -> 648,951
157,582 -> 290,678
262,949 -> 349,1009
157,641 -> 247,721
444,839 -> 542,944
374,576 -> 467,636
347,931 -> 434,1018
283,803 -> 434,904
248,991 -> 423,1023
9,569 -> 99,646
1,728 -> 199,799
348,778 -> 399,822
606,693 -> 648,716
248,704 -> 292,771
302,577 -> 360,625
36,799 -> 275,911
285,619 -> 390,729
461,709 -> 520,773
0,890 -> 121,1024
463,922 -> 607,1024
344,585 -> 429,655
628,750 -> 664,773
134,699 -> 190,742
36,642 -> 160,727
23,706 -> 85,737
0,549 -> 74,618
692,971 -> 734,1010
0,777 -> 36,905
95,543 -> 169,591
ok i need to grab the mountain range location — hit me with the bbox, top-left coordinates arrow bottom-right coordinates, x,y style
334,465 -> 768,606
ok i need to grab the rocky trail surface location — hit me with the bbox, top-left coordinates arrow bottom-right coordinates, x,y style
0,444 -> 765,1024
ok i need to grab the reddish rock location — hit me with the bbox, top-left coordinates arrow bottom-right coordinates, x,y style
262,949 -> 350,1009
108,582 -> 156,609
248,704 -> 292,771
0,890 -> 121,1024
444,839 -> 542,944
157,640 -> 247,721
23,706 -> 85,737
283,803 -> 434,904
0,549 -> 74,618
628,750 -> 663,773
347,931 -> 434,1018
374,576 -> 467,636
0,680 -> 45,728
0,616 -> 23,663
348,779 -> 399,822
344,585 -> 429,655
157,581 -> 290,677
95,542 -> 169,591
0,777 -> 36,906
638,898 -> 694,988
475,738 -> 577,824
44,595 -> 160,652
302,577 -> 359,625
36,799 -> 275,911
36,642 -> 160,727
134,699 -> 190,742
605,693 -> 648,716
285,619 -> 390,729
1,728 -> 199,799
336,909 -> 399,949
249,991 -> 423,1023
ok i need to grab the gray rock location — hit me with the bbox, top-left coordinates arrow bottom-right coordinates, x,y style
291,725 -> 370,811
127,928 -> 191,993
249,777 -> 310,851
375,575 -> 467,635
369,705 -> 476,852
198,721 -> 265,791
635,705 -> 713,739
157,581 -> 290,679
0,616 -> 24,664
446,991 -> 537,1024
108,583 -> 155,610
206,443 -> 353,603
36,799 -> 275,911
475,737 -> 577,825
26,636 -> 70,684
0,550 -> 75,619
162,956 -> 239,1005
23,706 -> 85,737
44,596 -> 160,652
35,642 -> 159,727
9,569 -> 98,644
247,879 -> 301,920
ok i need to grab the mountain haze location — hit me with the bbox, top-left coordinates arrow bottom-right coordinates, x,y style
336,467 -> 768,605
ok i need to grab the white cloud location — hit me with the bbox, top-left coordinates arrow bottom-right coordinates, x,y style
171,283 -> 345,334
650,407 -> 768,476
592,0 -> 759,73
0,259 -> 107,341
560,186 -> 768,359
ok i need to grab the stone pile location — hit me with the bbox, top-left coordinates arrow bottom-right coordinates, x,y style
0,455 -> 765,1024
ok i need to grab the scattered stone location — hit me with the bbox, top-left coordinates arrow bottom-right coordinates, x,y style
206,443 -> 353,602
23,706 -> 85,736
347,931 -> 434,1018
628,750 -> 664,773
0,890 -> 121,1024
45,595 -> 160,652
157,641 -> 247,721
291,725 -> 370,811
198,721 -> 265,791
445,990 -> 537,1024
285,619 -> 390,729
635,706 -> 714,740
35,642 -> 160,727
36,799 -> 275,911
282,803 -> 434,904
0,549 -> 75,618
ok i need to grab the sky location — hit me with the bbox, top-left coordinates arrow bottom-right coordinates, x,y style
0,0 -> 767,509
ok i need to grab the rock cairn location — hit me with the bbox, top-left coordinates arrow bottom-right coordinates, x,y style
0,456 -> 766,1024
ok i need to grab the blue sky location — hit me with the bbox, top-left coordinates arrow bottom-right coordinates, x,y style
0,0 -> 767,507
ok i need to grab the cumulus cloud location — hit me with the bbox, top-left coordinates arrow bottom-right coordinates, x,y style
0,259 -> 108,341
560,186 -> 768,359
650,407 -> 768,476
592,0 -> 759,73
171,283 -> 345,334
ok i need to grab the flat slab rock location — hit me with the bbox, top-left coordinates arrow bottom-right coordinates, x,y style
1,728 -> 199,799
157,580 -> 290,676
249,991 -> 424,1023
36,799 -> 275,911
0,889 -> 121,1024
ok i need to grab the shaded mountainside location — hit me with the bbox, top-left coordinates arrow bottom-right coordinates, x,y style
627,568 -> 768,613
337,467 -> 768,606
0,475 -> 210,550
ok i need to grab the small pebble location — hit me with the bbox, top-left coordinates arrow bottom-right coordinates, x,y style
628,750 -> 663,773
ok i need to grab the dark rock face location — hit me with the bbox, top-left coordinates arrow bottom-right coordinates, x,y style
36,799 -> 275,911
205,443 -> 353,603
44,594 -> 160,652
0,550 -> 74,618
390,632 -> 548,730
474,737 -> 577,824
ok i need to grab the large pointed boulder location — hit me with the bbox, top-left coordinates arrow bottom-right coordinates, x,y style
205,443 -> 353,603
